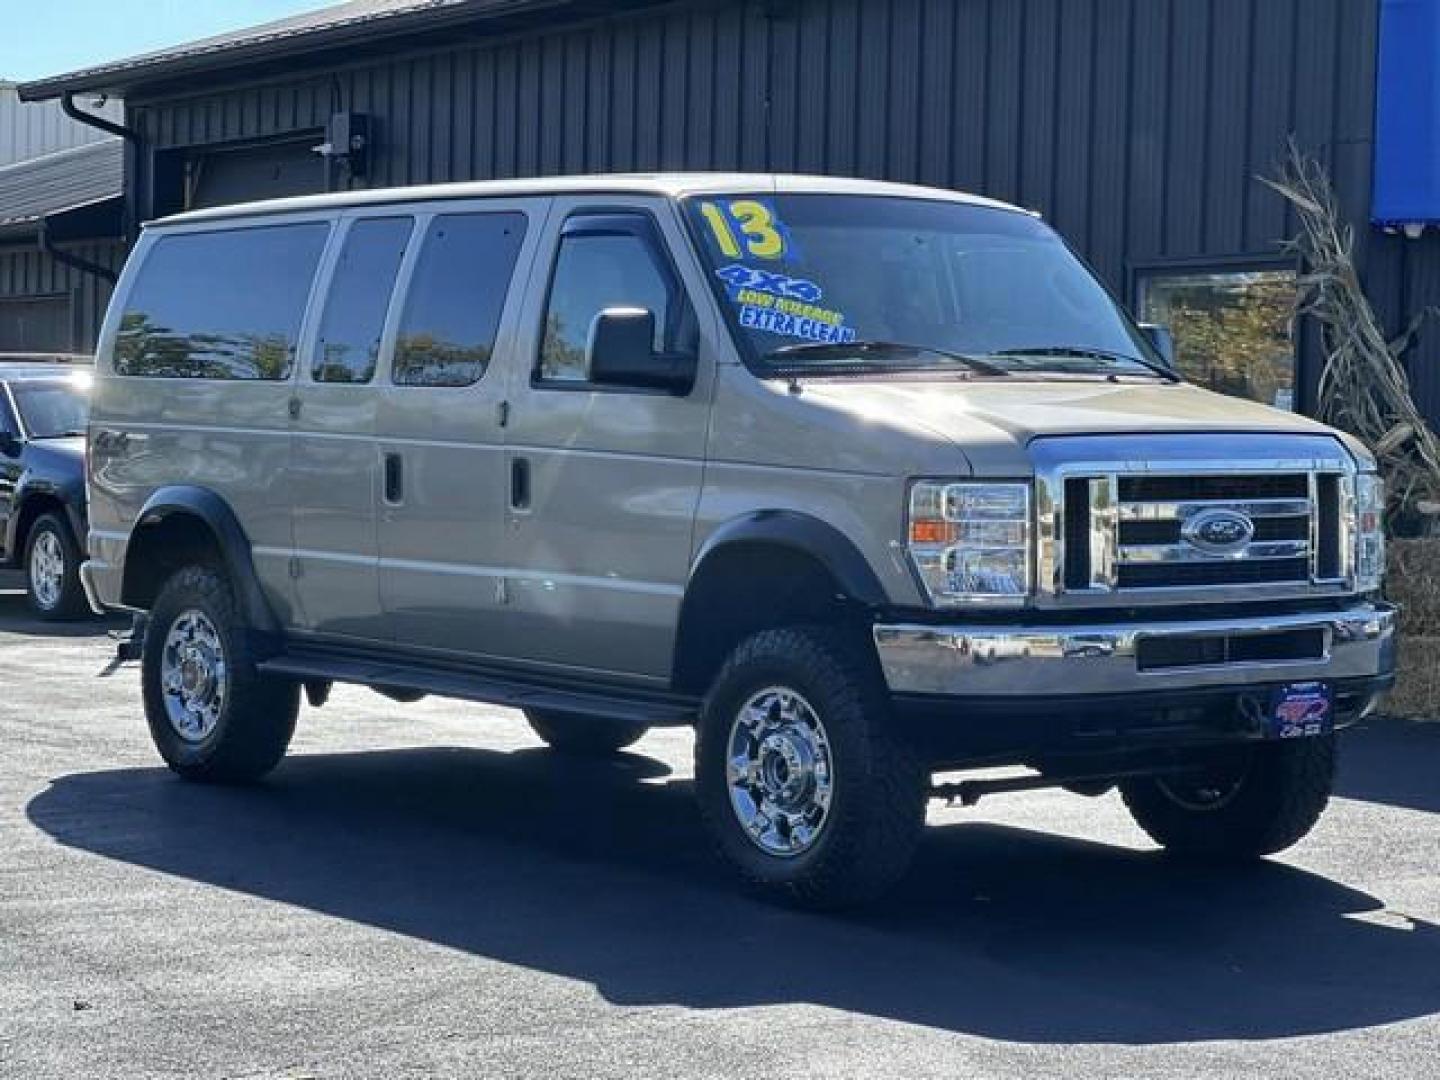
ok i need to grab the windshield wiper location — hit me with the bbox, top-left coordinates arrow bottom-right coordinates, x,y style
33,429 -> 87,439
991,345 -> 1180,382
765,340 -> 1010,377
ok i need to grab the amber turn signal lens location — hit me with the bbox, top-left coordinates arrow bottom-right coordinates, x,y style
908,520 -> 955,545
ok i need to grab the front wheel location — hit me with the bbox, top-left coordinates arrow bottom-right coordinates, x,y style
694,626 -> 926,909
24,513 -> 87,620
142,564 -> 299,783
1121,736 -> 1336,860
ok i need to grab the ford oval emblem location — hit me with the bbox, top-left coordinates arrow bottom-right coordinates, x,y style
1182,508 -> 1256,556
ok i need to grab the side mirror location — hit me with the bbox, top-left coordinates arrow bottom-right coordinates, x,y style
1139,323 -> 1176,369
0,431 -> 20,457
587,307 -> 696,394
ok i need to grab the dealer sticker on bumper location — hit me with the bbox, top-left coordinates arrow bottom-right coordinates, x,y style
1268,681 -> 1334,739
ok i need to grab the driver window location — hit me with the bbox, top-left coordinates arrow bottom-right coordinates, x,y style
538,232 -> 675,383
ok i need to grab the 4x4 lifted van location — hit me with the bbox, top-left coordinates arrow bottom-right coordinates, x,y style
82,175 -> 1394,908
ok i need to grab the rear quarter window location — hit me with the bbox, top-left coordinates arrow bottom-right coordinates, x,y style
114,222 -> 330,380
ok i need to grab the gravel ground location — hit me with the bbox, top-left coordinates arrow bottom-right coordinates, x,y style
1,582 -> 1437,1079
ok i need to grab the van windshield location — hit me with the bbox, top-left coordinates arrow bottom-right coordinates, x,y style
683,193 -> 1165,378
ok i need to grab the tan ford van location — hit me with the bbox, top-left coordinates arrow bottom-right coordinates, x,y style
82,174 -> 1395,907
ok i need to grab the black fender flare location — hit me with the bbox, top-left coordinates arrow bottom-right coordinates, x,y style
124,486 -> 280,634
686,510 -> 888,609
669,510 -> 889,691
22,476 -> 87,546
6,473 -> 86,564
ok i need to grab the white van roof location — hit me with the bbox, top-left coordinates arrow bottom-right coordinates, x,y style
151,173 -> 1030,228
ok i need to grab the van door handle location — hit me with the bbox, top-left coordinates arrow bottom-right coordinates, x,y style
510,457 -> 530,510
383,453 -> 403,504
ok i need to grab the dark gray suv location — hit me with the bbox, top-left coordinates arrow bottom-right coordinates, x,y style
0,359 -> 91,619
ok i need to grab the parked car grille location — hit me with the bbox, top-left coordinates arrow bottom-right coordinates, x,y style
1116,556 -> 1312,589
1033,435 -> 1362,607
1117,473 -> 1309,502
1053,465 -> 1351,599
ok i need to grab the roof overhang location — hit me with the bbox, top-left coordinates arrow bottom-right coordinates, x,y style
0,195 -> 125,245
0,140 -> 125,244
17,0 -> 663,102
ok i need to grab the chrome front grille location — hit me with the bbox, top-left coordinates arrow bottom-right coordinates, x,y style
1033,434 -> 1359,608
1114,473 -> 1315,589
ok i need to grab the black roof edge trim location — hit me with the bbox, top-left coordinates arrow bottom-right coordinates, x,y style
16,0 -> 585,101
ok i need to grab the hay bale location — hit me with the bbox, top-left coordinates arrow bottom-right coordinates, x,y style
1381,634 -> 1440,719
1387,538 -> 1440,637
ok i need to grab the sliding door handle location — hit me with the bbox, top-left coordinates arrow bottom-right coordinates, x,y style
383,452 -> 403,504
510,457 -> 531,510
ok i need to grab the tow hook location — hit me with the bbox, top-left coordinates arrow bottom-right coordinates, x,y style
1237,693 -> 1268,736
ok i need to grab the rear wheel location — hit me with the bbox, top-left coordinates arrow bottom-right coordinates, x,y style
142,564 -> 298,783
694,625 -> 926,909
1121,736 -> 1336,859
24,513 -> 87,620
525,709 -> 648,756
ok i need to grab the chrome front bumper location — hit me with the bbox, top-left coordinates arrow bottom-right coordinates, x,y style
873,602 -> 1396,698
78,559 -> 108,616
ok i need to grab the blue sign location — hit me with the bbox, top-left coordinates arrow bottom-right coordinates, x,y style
1374,0 -> 1440,225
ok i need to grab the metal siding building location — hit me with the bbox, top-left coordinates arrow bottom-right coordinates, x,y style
16,0 -> 1440,421
0,81 -> 121,166
0,85 -> 125,354
0,235 -> 125,353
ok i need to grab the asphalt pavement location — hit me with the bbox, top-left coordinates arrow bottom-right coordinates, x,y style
2,581 -> 1437,1079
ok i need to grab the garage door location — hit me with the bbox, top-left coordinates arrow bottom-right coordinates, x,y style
188,138 -> 325,210
0,295 -> 72,353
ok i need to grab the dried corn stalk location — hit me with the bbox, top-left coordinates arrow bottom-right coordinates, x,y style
1263,140 -> 1440,527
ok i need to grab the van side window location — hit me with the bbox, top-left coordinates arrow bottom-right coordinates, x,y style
539,232 -> 677,383
392,212 -> 526,387
114,223 -> 329,380
314,217 -> 413,384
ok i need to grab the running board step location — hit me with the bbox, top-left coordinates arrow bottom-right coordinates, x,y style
258,651 -> 699,727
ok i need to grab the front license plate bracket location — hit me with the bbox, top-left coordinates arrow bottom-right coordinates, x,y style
1266,681 -> 1334,739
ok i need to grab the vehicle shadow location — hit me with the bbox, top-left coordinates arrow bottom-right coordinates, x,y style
0,585 -> 123,637
27,743 -> 1440,1044
1336,715 -> 1440,814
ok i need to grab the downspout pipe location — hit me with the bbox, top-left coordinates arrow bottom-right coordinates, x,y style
39,219 -> 118,286
60,91 -> 141,148
61,92 -> 142,244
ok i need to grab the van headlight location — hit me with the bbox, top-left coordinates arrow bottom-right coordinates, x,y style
1355,471 -> 1385,592
907,481 -> 1031,605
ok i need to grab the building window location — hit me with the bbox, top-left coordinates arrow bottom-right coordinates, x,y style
1138,269 -> 1299,410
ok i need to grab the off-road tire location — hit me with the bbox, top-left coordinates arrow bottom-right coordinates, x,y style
525,709 -> 648,755
694,625 -> 926,909
142,564 -> 298,783
24,513 -> 87,620
1121,736 -> 1336,860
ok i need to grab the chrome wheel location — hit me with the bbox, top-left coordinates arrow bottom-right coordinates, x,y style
160,609 -> 227,743
28,529 -> 65,611
726,687 -> 835,857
